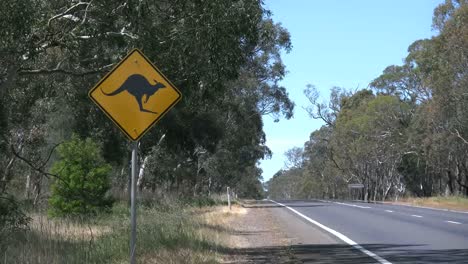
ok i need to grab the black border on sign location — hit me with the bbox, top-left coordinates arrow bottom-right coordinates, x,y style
88,48 -> 182,141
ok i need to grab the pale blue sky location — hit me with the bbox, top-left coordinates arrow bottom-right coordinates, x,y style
260,0 -> 444,182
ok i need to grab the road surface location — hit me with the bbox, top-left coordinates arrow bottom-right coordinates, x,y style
262,199 -> 468,263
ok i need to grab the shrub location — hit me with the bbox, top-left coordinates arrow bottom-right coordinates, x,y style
182,196 -> 217,207
48,135 -> 113,216
0,195 -> 30,248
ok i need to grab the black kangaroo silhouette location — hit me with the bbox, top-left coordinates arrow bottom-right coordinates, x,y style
101,74 -> 166,114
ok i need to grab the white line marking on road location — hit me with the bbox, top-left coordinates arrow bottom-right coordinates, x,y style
270,200 -> 392,264
380,202 -> 468,214
385,210 -> 393,213
411,214 -> 423,218
445,220 -> 462,225
334,202 -> 371,209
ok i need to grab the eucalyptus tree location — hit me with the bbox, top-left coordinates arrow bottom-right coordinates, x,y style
426,0 -> 468,195
369,0 -> 468,196
269,0 -> 468,201
1,0 -> 295,203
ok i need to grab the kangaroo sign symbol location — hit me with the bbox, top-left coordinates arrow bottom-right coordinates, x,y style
89,49 -> 182,141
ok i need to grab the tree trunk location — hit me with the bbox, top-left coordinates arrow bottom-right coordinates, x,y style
119,164 -> 126,190
1,155 -> 17,193
208,176 -> 212,196
127,167 -> 131,206
24,173 -> 31,199
137,156 -> 148,190
383,183 -> 392,201
32,176 -> 42,206
373,184 -> 378,202
447,170 -> 454,195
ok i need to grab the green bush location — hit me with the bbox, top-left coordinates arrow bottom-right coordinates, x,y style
182,196 -> 218,207
48,135 -> 113,216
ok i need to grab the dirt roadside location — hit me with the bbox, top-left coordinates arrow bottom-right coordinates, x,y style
221,202 -> 300,263
218,201 -> 375,264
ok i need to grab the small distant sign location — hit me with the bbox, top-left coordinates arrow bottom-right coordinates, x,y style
89,49 -> 182,141
348,183 -> 364,189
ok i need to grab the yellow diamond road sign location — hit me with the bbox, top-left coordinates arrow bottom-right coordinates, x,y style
89,49 -> 182,141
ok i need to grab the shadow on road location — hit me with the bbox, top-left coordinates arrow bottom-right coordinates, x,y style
227,243 -> 468,263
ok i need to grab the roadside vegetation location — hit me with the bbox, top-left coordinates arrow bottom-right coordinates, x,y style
395,195 -> 468,211
267,1 -> 468,202
0,0 -> 293,260
2,196 -> 240,264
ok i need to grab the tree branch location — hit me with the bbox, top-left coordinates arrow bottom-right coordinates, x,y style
328,148 -> 346,172
48,2 -> 90,26
10,144 -> 60,180
18,64 -> 114,76
39,143 -> 62,170
105,30 -> 139,40
453,128 -> 468,145
81,0 -> 92,25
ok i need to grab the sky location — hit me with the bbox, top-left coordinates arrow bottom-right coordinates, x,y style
260,0 -> 444,182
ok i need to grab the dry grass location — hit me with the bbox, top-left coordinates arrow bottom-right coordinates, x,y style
395,196 -> 468,211
202,205 -> 247,226
141,248 -> 218,264
29,213 -> 112,241
2,201 -> 246,264
198,205 -> 247,249
138,204 -> 246,263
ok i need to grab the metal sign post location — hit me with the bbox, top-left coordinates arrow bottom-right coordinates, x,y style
130,141 -> 138,264
348,183 -> 364,201
89,49 -> 182,264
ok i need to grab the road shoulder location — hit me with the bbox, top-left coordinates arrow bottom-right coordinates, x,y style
222,200 -> 377,263
222,202 -> 299,263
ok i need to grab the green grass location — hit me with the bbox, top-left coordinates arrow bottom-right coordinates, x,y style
1,200 -> 225,264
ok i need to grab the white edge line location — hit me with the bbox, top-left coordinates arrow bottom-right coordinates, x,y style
411,215 -> 423,218
385,210 -> 394,213
334,202 -> 371,209
270,200 -> 392,264
445,220 -> 462,224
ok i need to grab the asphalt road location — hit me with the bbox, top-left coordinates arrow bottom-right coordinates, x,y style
268,199 -> 468,263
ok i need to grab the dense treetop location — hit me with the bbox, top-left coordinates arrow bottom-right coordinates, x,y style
0,0 -> 294,206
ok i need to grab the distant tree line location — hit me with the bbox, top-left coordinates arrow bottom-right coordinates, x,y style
0,0 -> 294,221
267,0 -> 468,201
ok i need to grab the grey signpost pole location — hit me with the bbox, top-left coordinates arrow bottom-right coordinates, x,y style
130,141 -> 138,264
88,49 -> 182,264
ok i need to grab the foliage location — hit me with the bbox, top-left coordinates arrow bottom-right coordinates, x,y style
182,196 -> 218,207
268,0 -> 468,200
0,1 -> 293,217
3,202 -> 223,264
48,135 -> 113,216
0,195 -> 31,247
0,2 -> 294,261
